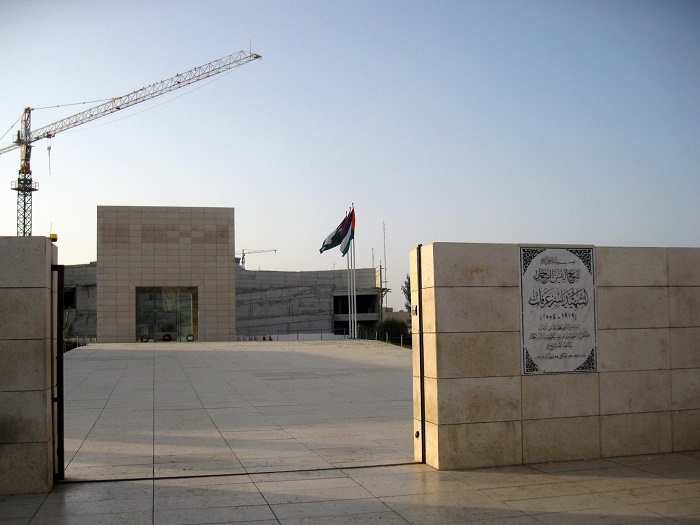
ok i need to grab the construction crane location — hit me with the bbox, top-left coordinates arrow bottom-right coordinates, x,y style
0,49 -> 261,236
236,249 -> 277,268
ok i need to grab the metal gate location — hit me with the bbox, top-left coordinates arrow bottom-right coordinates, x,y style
51,264 -> 65,482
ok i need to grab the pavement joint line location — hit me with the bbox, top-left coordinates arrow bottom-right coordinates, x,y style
56,461 -> 419,484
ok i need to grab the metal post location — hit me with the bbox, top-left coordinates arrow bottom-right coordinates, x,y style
416,245 -> 426,464
52,264 -> 65,481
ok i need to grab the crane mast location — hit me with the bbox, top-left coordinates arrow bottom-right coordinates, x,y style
1,49 -> 261,236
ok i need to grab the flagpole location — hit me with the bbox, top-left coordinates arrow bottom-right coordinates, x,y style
352,204 -> 357,339
346,246 -> 352,338
351,236 -> 357,339
349,239 -> 353,339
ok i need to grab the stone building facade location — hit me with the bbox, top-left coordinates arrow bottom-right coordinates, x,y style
97,206 -> 236,342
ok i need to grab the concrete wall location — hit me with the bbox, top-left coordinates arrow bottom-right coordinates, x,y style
97,206 -> 236,342
236,267 -> 382,335
0,237 -> 56,494
410,243 -> 700,469
64,262 -> 97,339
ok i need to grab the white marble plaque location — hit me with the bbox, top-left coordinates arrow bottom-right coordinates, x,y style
520,247 -> 597,374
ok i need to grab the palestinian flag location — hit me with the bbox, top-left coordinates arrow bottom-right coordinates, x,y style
319,208 -> 355,255
340,208 -> 355,257
320,212 -> 350,254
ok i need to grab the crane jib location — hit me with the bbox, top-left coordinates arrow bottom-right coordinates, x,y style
0,50 -> 261,155
3,49 -> 260,236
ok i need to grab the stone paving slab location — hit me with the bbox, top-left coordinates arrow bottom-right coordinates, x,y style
1,341 -> 699,524
62,340 -> 414,481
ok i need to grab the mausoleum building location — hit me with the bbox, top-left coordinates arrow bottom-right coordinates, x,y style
97,206 -> 236,342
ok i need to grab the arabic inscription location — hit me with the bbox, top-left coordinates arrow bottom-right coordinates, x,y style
520,247 -> 597,374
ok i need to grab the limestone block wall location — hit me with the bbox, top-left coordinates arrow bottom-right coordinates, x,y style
410,242 -> 700,470
97,206 -> 236,342
0,237 -> 57,494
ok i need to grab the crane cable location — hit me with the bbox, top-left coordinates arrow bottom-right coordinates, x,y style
47,139 -> 52,177
0,113 -> 22,144
62,69 -> 238,135
1,61 -> 241,148
32,98 -> 113,111
1,101 -> 110,148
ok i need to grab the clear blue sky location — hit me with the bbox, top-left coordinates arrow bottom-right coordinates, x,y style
1,1 -> 698,310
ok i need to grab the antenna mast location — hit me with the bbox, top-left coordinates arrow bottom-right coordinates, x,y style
383,220 -> 388,310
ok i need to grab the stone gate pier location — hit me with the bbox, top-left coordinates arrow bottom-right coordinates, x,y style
410,243 -> 700,469
0,237 -> 58,494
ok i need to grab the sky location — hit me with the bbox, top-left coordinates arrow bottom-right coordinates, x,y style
1,0 -> 698,311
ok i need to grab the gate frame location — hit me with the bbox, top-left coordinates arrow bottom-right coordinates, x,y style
51,264 -> 65,482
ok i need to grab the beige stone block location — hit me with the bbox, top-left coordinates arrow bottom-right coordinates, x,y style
431,286 -> 520,333
668,248 -> 700,286
0,237 -> 52,288
431,332 -> 520,379
600,370 -> 671,414
595,247 -> 667,287
0,288 -> 50,339
669,287 -> 700,327
0,390 -> 51,444
601,412 -> 672,457
424,420 -> 439,468
671,368 -> 700,410
523,416 -> 600,463
670,327 -> 700,368
0,340 -> 50,391
438,420 -> 522,469
0,441 -> 53,495
672,409 -> 700,451
413,419 -> 424,462
598,328 -> 670,371
597,287 -> 669,329
410,245 -> 430,293
412,335 -> 422,373
412,376 -> 422,420
522,373 -> 598,419
417,287 -> 437,333
427,243 -> 519,288
435,376 -> 521,424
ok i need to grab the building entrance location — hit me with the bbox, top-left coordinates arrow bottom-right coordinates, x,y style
135,286 -> 198,341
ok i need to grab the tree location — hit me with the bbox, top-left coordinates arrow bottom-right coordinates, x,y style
401,273 -> 411,311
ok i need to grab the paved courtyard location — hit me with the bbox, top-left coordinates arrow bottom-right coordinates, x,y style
2,340 -> 700,524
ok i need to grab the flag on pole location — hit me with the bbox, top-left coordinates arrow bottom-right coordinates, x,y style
319,209 -> 353,254
320,206 -> 357,337
340,208 -> 355,257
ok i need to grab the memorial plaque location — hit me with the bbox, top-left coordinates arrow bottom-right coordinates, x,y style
520,247 -> 597,374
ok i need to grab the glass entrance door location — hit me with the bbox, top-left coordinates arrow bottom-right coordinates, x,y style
136,287 -> 198,341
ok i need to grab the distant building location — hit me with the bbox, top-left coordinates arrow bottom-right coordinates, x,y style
64,263 -> 383,340
236,266 -> 383,336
